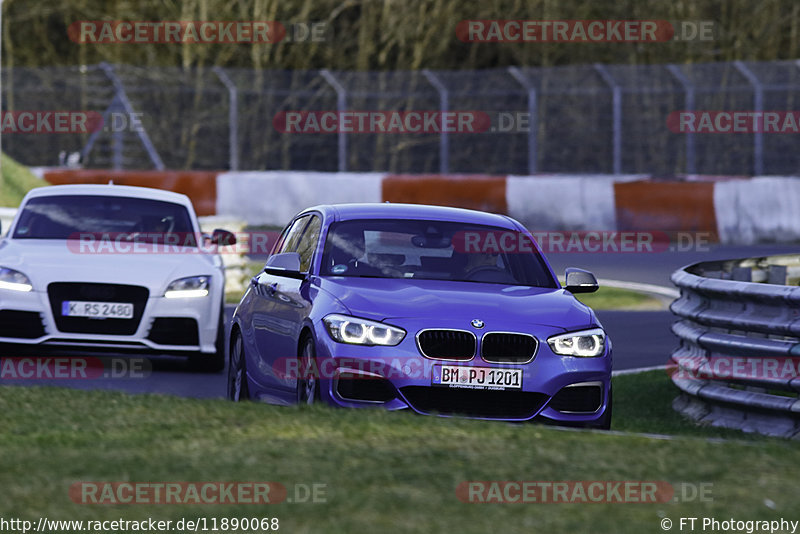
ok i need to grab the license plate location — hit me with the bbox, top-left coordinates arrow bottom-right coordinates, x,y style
61,301 -> 134,319
432,365 -> 522,390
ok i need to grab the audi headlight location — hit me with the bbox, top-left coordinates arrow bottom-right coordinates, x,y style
0,267 -> 33,292
323,314 -> 406,346
547,328 -> 606,357
165,275 -> 209,298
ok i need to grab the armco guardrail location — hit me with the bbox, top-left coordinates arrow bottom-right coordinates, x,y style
670,254 -> 800,439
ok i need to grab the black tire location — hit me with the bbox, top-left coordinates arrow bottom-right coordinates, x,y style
188,306 -> 226,373
227,330 -> 250,401
296,335 -> 320,405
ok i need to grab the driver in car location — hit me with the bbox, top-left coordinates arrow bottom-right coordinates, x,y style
461,251 -> 500,276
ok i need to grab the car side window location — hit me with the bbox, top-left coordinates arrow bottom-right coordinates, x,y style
275,215 -> 310,255
295,216 -> 322,273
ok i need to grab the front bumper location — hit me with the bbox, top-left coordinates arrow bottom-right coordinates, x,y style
0,284 -> 221,354
310,317 -> 612,423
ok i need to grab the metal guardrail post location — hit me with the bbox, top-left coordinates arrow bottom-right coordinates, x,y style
99,63 -> 165,170
733,61 -> 764,176
666,65 -> 697,175
80,94 -> 121,165
212,67 -> 239,171
422,70 -> 449,174
320,69 -> 347,172
593,64 -> 622,175
508,66 -> 538,175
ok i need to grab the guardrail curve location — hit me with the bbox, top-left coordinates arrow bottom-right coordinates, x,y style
670,254 -> 800,439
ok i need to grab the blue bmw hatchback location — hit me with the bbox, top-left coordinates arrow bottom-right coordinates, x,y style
228,203 -> 612,429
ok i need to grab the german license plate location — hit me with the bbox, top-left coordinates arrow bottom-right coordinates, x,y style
432,365 -> 522,390
62,301 -> 134,319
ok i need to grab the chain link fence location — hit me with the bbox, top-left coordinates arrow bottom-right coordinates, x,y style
3,60 -> 800,175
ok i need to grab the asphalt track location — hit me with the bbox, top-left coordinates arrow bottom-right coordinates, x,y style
2,244 -> 797,399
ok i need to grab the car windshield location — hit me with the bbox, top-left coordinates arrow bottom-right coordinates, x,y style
321,219 -> 557,287
12,194 -> 196,245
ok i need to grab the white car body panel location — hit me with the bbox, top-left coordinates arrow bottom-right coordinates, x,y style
0,184 -> 225,355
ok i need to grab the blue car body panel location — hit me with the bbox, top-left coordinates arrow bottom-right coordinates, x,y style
231,203 -> 612,424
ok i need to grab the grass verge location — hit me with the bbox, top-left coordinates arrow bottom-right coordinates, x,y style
0,153 -> 48,207
612,371 -> 766,439
576,286 -> 664,310
0,371 -> 796,533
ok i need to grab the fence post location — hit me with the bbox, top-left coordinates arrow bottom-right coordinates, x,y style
320,69 -> 347,172
422,70 -> 449,174
666,64 -> 697,175
508,66 -> 538,175
733,61 -> 764,175
98,62 -> 165,170
212,67 -> 239,171
111,107 -> 123,171
593,63 -> 622,175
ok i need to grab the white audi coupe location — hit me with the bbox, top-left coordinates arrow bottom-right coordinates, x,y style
0,184 -> 234,371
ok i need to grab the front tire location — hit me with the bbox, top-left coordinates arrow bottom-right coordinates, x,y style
227,330 -> 250,401
297,335 -> 320,405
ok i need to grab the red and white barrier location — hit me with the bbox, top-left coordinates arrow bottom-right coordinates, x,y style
34,169 -> 800,245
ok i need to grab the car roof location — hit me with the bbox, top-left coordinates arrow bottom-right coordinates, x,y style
302,203 -> 519,229
21,184 -> 192,206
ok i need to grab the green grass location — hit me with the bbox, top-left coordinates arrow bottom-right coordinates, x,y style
612,371 -> 765,439
0,153 -> 48,207
0,371 -> 796,533
576,286 -> 664,310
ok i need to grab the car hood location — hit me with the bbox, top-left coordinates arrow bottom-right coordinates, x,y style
317,276 -> 595,330
0,239 -> 220,292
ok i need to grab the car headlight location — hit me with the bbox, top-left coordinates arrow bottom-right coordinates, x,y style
547,328 -> 606,357
323,314 -> 406,346
0,267 -> 33,292
164,276 -> 209,298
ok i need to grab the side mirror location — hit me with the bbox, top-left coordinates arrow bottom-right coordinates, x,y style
211,228 -> 237,246
264,252 -> 305,279
565,267 -> 599,294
